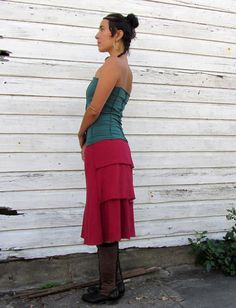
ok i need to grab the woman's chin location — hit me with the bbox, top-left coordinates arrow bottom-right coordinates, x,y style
98,47 -> 105,53
97,45 -> 108,53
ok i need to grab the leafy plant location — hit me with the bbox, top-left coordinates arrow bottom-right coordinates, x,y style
188,207 -> 236,276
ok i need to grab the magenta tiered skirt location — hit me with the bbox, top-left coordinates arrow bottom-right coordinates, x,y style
81,139 -> 136,245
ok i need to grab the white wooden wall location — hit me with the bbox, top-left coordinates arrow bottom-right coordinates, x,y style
0,0 -> 236,260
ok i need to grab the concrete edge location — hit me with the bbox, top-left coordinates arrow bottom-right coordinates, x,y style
0,245 -> 195,293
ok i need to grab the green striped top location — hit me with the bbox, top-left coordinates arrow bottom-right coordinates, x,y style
85,77 -> 130,146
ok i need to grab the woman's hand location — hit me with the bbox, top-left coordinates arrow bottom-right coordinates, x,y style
78,132 -> 86,148
78,132 -> 86,161
81,144 -> 86,161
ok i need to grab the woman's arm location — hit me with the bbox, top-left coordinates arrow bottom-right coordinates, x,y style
78,57 -> 121,147
77,107 -> 100,148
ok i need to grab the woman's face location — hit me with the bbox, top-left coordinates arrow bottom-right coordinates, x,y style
95,19 -> 114,53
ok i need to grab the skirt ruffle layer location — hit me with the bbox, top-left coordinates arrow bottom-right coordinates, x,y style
81,139 -> 136,245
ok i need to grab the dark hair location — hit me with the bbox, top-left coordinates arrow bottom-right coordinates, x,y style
103,13 -> 139,57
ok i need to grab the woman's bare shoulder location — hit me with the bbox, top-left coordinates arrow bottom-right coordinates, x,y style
95,56 -> 122,78
104,56 -> 122,70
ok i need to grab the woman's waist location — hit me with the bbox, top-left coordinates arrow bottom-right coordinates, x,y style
93,113 -> 122,122
86,125 -> 125,138
87,118 -> 123,131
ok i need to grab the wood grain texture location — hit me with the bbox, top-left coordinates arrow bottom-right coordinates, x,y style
1,38 -> 236,73
0,217 -> 233,253
2,20 -> 236,57
1,60 -> 236,89
1,76 -> 236,102
1,2 -> 236,42
1,114 -> 236,135
1,184 -> 236,208
1,167 -> 236,192
1,152 -> 236,172
1,135 -> 236,152
6,0 -> 236,27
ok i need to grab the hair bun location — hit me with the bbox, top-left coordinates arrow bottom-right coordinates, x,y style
126,13 -> 139,29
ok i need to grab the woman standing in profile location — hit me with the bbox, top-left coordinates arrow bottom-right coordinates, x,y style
78,12 -> 139,304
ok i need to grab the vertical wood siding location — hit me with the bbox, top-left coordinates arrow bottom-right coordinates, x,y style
0,0 -> 236,260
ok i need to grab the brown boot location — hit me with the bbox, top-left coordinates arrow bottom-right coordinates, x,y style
82,242 -> 120,304
86,242 -> 125,296
116,245 -> 125,296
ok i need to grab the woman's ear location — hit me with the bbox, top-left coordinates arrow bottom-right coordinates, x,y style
115,29 -> 124,41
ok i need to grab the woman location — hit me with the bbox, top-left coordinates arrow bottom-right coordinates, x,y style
78,12 -> 139,304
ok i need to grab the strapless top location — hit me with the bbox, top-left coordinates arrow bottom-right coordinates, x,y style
85,77 -> 130,146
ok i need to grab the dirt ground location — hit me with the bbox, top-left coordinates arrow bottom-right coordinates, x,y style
1,264 -> 236,308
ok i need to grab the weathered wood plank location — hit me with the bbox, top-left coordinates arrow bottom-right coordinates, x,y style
1,167 -> 236,192
1,135 -> 236,152
0,208 -> 84,231
0,134 -> 79,153
154,18 -> 236,43
0,230 -> 228,260
2,20 -> 236,58
0,243 -> 97,260
125,101 -> 236,118
0,171 -> 87,192
149,183 -> 236,203
2,95 -> 236,121
1,114 -> 236,136
8,0 -> 236,28
0,183 -> 236,209
1,59 -> 236,90
137,216 -> 234,237
0,59 -> 98,80
1,39 -> 236,73
0,96 -> 86,115
1,76 -> 236,102
124,118 -> 236,135
136,200 -> 236,220
0,216 -> 233,251
0,189 -> 86,209
120,229 -> 227,249
138,33 -> 236,58
133,167 -> 236,187
0,153 -> 84,172
2,152 -> 236,172
0,2 -> 104,28
0,200 -> 234,231
164,0 -> 236,13
2,2 -> 236,42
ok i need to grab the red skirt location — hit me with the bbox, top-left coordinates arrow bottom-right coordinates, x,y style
81,139 -> 136,245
